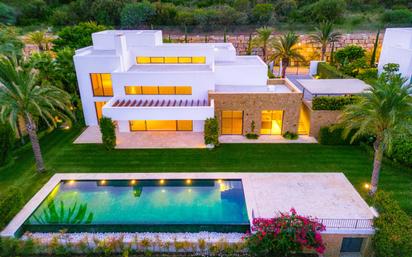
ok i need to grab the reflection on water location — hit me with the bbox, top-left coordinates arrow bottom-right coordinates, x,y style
30,200 -> 94,225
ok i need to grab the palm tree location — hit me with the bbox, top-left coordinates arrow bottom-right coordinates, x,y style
27,31 -> 52,52
0,56 -> 72,172
309,21 -> 341,61
338,64 -> 412,195
252,26 -> 273,62
270,32 -> 305,78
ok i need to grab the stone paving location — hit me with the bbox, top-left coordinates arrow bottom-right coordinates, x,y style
219,135 -> 317,144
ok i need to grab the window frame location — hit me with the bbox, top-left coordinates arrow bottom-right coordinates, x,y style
90,73 -> 113,97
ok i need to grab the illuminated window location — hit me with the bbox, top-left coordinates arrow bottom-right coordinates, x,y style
175,86 -> 192,95
136,57 -> 150,64
260,110 -> 283,135
94,101 -> 106,123
142,86 -> 159,95
192,56 -> 206,64
90,73 -> 113,96
221,111 -> 243,135
129,120 -> 193,131
178,57 -> 192,63
125,86 -> 142,95
177,120 -> 193,131
135,56 -> 206,64
159,86 -> 175,95
124,86 -> 192,95
130,120 -> 146,131
164,57 -> 178,63
298,106 -> 310,135
150,57 -> 164,63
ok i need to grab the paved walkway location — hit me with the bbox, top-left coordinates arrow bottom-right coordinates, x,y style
219,135 -> 317,144
74,126 -> 206,149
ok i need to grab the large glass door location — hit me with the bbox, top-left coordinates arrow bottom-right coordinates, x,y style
260,110 -> 283,135
221,111 -> 243,135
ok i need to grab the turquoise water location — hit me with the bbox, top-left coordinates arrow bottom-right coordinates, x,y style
24,179 -> 249,231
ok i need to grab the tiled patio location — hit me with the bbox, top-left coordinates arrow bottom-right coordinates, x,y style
74,126 -> 206,149
219,135 -> 317,144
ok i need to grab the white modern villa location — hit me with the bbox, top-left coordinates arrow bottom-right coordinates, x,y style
74,30 -> 268,133
378,28 -> 412,84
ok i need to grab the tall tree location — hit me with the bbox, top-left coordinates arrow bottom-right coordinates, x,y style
309,21 -> 342,61
252,26 -> 272,62
270,32 -> 305,78
27,31 -> 52,52
370,28 -> 380,67
0,56 -> 72,172
338,64 -> 412,195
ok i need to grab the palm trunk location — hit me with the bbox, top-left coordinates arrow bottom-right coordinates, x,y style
281,58 -> 289,78
24,114 -> 45,172
369,139 -> 384,195
263,42 -> 267,62
321,45 -> 326,61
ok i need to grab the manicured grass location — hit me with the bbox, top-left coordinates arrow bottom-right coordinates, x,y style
1,127 -> 412,221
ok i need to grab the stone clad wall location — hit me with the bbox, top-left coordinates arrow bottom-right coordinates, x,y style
304,101 -> 341,138
209,90 -> 302,135
322,233 -> 373,257
167,32 -> 383,62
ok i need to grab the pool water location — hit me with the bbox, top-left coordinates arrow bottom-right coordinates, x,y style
22,179 -> 249,233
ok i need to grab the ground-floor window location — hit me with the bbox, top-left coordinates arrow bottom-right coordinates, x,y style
221,111 -> 243,135
340,238 -> 363,252
298,106 -> 310,135
94,101 -> 107,123
260,110 -> 283,135
129,120 -> 193,131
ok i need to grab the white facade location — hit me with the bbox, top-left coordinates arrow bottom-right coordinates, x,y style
74,30 -> 267,132
378,28 -> 412,84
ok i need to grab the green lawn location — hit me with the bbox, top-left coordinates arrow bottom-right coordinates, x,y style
1,127 -> 412,220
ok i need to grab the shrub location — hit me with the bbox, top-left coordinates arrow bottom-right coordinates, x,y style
371,191 -> 412,257
204,117 -> 219,146
317,126 -> 362,145
0,123 -> 14,166
0,3 -> 16,25
99,117 -> 116,150
307,0 -> 347,23
386,135 -> 412,167
244,208 -> 326,256
283,131 -> 298,140
246,121 -> 259,139
317,62 -> 349,79
356,67 -> 378,83
120,1 -> 156,28
334,45 -> 366,66
251,4 -> 275,25
312,95 -> 360,110
381,9 -> 412,24
0,187 -> 24,229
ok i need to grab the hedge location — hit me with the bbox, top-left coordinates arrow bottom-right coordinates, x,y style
318,126 -> 356,145
316,62 -> 349,79
312,95 -> 360,110
0,187 -> 23,229
371,191 -> 412,257
99,117 -> 116,150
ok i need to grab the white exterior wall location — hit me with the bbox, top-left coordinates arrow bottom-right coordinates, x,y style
378,28 -> 412,83
74,30 -> 268,133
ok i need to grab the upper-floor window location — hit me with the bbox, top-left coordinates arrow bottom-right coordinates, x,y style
90,73 -> 113,96
125,86 -> 192,95
136,56 -> 206,64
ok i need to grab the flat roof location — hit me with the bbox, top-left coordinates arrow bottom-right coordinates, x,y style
215,84 -> 292,93
297,79 -> 370,95
215,56 -> 265,67
127,64 -> 212,73
1,172 -> 374,237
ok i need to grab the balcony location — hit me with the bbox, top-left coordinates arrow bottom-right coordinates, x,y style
102,98 -> 214,120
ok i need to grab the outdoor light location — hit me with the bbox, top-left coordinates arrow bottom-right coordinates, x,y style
160,179 -> 165,184
186,179 -> 192,184
68,180 -> 75,185
101,180 -> 106,185
217,179 -> 223,184
364,183 -> 370,189
131,179 -> 137,185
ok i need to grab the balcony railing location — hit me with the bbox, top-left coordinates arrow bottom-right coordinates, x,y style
318,218 -> 373,230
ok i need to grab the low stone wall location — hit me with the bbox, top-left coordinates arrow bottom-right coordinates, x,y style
166,32 -> 383,62
209,89 -> 302,135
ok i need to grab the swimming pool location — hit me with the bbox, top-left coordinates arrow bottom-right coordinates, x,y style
21,179 -> 249,234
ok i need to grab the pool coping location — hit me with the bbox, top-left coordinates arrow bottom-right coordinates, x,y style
1,172 -> 376,237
